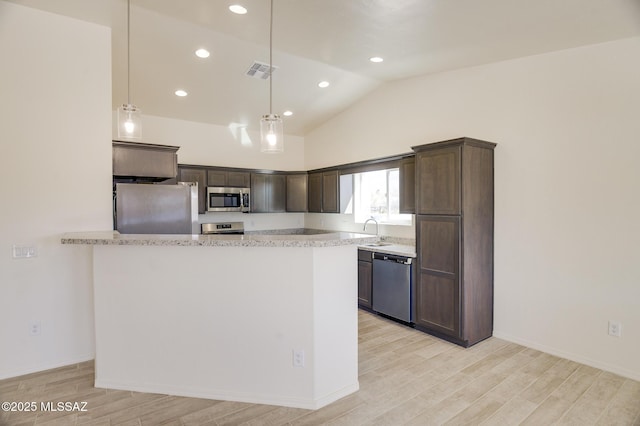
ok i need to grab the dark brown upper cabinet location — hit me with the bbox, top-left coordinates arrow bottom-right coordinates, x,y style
251,173 -> 286,213
415,145 -> 461,215
308,172 -> 323,213
399,156 -> 415,214
286,173 -> 308,212
112,141 -> 178,180
307,170 -> 339,213
207,169 -> 250,188
322,171 -> 339,213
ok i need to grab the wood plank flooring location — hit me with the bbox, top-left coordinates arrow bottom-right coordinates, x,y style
1,310 -> 639,425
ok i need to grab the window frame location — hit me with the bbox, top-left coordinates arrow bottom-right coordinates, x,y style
351,167 -> 412,226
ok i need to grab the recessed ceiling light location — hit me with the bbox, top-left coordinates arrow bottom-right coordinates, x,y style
175,90 -> 188,97
318,81 -> 330,88
283,110 -> 293,117
369,56 -> 384,63
195,48 -> 210,58
229,5 -> 247,14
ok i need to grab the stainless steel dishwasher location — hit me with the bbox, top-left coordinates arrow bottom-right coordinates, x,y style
372,253 -> 413,323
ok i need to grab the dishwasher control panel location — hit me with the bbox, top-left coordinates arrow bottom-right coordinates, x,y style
372,253 -> 412,265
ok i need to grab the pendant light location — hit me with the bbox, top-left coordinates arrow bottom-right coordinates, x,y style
260,0 -> 283,153
117,0 -> 142,141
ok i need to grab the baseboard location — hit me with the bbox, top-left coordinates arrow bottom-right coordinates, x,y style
94,379 -> 360,410
311,382 -> 360,409
492,331 -> 640,382
0,353 -> 95,381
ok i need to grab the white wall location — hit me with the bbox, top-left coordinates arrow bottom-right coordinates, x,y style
128,114 -> 306,171
305,37 -> 640,380
0,2 -> 112,379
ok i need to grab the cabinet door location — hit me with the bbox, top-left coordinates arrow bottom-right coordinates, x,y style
112,143 -> 177,179
207,170 -> 227,187
415,215 -> 461,338
358,253 -> 372,309
416,146 -> 461,215
251,173 -> 286,213
227,171 -> 250,188
250,173 -> 269,213
270,174 -> 286,213
286,174 -> 308,212
322,170 -> 339,213
399,157 -> 415,214
178,167 -> 206,214
308,172 -> 323,213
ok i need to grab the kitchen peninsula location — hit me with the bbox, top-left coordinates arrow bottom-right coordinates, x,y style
61,231 -> 376,410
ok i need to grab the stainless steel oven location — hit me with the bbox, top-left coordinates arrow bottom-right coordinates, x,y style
206,187 -> 250,212
201,222 -> 245,235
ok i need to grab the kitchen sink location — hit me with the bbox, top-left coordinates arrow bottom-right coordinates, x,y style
365,242 -> 392,247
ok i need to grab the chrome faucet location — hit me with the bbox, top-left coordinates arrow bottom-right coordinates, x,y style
363,217 -> 379,236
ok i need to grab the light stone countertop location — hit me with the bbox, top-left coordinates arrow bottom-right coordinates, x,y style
357,243 -> 417,258
61,231 -> 378,248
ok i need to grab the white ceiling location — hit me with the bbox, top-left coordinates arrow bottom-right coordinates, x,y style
7,0 -> 640,136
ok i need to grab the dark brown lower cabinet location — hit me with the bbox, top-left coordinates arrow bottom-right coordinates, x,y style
415,213 -> 493,347
415,216 -> 461,339
357,250 -> 373,309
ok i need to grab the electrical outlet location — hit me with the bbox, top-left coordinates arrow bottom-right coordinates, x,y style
12,245 -> 37,259
293,349 -> 305,368
29,320 -> 41,336
608,320 -> 622,337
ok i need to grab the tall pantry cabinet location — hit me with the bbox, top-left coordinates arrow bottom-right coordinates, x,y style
412,138 -> 496,347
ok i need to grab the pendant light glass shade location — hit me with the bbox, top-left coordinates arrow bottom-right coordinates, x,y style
260,113 -> 283,153
117,0 -> 142,141
117,103 -> 142,140
260,0 -> 283,153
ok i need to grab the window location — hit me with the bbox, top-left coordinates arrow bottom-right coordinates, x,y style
352,168 -> 412,225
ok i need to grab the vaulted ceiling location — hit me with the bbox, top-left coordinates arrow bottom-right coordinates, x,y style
7,0 -> 640,135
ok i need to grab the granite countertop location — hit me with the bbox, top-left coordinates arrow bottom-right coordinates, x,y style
240,229 -> 416,257
357,242 -> 417,258
61,231 -> 378,248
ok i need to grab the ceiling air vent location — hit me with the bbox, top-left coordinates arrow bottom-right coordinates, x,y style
246,61 -> 277,79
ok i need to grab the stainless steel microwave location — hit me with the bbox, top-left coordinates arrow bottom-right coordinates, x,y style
206,187 -> 250,212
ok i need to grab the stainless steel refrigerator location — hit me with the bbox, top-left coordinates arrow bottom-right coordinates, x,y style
115,182 -> 199,234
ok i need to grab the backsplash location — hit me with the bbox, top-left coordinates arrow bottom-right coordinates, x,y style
379,235 -> 416,246
198,212 -> 416,242
246,228 -> 331,235
304,213 -> 415,239
199,212 -> 304,232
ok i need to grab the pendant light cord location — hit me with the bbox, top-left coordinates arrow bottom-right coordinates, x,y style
127,0 -> 131,106
269,0 -> 273,115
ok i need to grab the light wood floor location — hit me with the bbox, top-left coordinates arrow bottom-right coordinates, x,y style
1,310 -> 639,426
